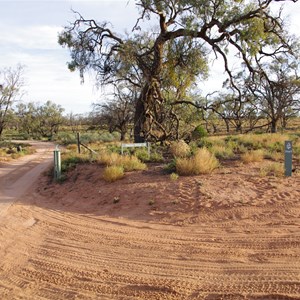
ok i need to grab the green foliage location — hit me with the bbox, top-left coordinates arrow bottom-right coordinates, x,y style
192,125 -> 207,140
164,159 -> 177,174
15,100 -> 64,139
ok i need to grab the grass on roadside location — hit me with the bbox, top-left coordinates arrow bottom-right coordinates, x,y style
241,149 -> 264,164
103,165 -> 125,182
176,148 -> 219,176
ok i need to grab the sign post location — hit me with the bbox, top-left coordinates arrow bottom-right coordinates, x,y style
54,146 -> 61,180
284,141 -> 292,177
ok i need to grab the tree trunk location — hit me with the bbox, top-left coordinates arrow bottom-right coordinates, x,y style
120,127 -> 126,141
133,93 -> 146,143
270,119 -> 277,133
223,118 -> 230,133
281,116 -> 287,129
235,122 -> 242,133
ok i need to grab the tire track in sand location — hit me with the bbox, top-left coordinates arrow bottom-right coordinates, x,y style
0,201 -> 299,299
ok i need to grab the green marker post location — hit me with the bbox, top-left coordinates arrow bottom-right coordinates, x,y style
284,141 -> 292,177
54,146 -> 61,180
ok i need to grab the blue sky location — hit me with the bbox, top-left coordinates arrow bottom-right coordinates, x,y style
0,0 -> 299,114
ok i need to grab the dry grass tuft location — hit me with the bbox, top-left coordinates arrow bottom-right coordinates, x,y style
260,162 -> 284,177
169,140 -> 190,158
103,166 -> 124,182
176,148 -> 219,175
241,150 -> 264,164
97,152 -> 146,171
119,155 -> 147,172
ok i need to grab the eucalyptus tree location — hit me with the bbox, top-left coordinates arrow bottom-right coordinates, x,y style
16,101 -> 65,139
59,0 -> 297,142
35,101 -> 65,139
15,102 -> 36,136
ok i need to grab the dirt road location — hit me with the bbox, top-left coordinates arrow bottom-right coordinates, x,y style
0,155 -> 299,299
0,141 -> 55,216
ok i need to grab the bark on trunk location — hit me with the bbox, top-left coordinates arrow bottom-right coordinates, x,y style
120,129 -> 126,141
270,119 -> 277,133
0,124 -> 4,137
133,93 -> 146,143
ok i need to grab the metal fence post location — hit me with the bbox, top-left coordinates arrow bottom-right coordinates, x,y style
77,132 -> 81,154
54,146 -> 61,180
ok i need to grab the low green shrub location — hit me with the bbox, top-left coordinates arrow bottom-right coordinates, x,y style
135,148 -> 150,162
164,159 -> 177,174
61,153 -> 90,172
192,125 -> 207,140
150,151 -> 164,162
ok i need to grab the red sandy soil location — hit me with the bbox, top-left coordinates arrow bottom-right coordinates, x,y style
0,155 -> 299,299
